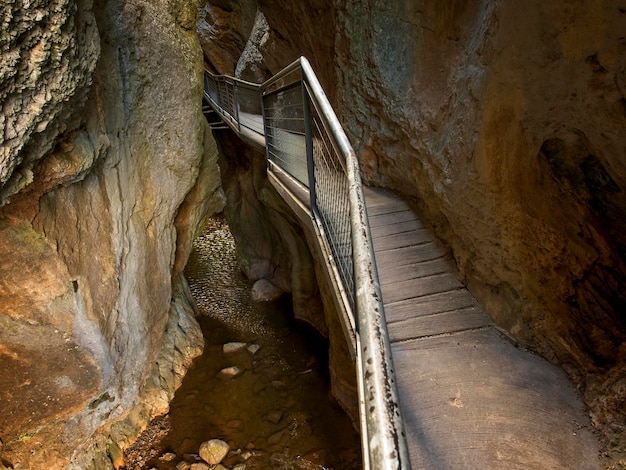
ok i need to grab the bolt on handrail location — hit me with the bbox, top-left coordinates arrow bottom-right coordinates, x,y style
203,57 -> 411,470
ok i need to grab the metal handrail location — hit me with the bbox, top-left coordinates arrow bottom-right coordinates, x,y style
203,57 -> 410,470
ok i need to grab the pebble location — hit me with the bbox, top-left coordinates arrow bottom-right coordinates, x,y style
190,464 -> 209,470
176,462 -> 191,470
160,452 -> 177,461
265,410 -> 283,424
226,419 -> 243,430
268,429 -> 285,445
233,464 -> 247,470
251,279 -> 283,302
199,439 -> 229,465
271,380 -> 286,390
247,344 -> 261,355
223,342 -> 247,354
218,366 -> 242,379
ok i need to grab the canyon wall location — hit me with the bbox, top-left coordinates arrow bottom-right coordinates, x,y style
1,0 -> 222,468
199,0 -> 625,466
334,1 -> 626,464
2,0 -> 623,467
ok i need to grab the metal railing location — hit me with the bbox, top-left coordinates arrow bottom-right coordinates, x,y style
203,58 -> 410,470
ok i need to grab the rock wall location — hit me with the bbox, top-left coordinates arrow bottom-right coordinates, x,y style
1,0 -> 223,468
213,130 -> 358,421
333,1 -> 626,465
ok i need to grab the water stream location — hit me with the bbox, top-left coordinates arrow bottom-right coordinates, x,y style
125,217 -> 361,469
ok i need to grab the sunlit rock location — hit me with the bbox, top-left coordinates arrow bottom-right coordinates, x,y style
199,438 -> 230,465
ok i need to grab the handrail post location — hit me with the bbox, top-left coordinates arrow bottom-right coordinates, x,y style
260,91 -> 272,172
233,80 -> 241,132
302,83 -> 317,215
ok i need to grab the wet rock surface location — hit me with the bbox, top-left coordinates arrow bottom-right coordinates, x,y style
124,217 -> 361,469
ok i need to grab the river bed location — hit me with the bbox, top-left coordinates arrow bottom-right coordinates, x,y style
124,217 -> 361,469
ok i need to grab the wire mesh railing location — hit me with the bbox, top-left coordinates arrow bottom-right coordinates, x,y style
203,58 -> 410,470
307,97 -> 355,312
263,83 -> 309,188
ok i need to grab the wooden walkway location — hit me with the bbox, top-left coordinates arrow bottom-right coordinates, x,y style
364,187 -> 600,469
203,88 -> 602,468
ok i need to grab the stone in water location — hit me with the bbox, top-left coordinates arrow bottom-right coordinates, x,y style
247,344 -> 261,355
251,279 -> 282,302
199,439 -> 229,465
223,342 -> 247,354
218,366 -> 242,379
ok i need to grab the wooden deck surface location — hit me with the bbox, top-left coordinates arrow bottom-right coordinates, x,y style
206,92 -> 602,468
363,186 -> 600,469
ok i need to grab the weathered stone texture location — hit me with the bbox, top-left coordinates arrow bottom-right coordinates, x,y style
334,1 -> 626,464
0,0 -> 99,204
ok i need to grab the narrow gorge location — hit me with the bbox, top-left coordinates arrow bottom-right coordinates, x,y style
1,1 -> 625,469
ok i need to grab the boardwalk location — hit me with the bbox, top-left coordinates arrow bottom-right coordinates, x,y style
365,187 -> 599,469
203,61 -> 601,469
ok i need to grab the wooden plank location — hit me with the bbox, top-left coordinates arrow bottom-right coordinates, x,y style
379,271 -> 463,304
369,219 -> 424,238
372,229 -> 434,251
363,186 -> 406,206
387,305 -> 491,342
366,201 -> 411,216
368,210 -> 416,227
375,242 -> 447,268
384,289 -> 480,320
390,328 -> 600,469
379,257 -> 454,286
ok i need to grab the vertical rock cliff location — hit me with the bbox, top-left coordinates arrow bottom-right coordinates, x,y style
198,0 -> 361,424
1,0 -> 223,468
334,2 -> 626,464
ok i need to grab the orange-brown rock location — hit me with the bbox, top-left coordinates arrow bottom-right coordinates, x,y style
0,0 -> 218,468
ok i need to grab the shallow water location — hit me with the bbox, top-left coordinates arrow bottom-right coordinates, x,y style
126,217 -> 361,469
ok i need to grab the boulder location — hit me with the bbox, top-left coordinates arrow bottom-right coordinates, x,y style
251,279 -> 283,302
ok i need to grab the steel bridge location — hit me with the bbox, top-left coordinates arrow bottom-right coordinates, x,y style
202,57 -> 600,470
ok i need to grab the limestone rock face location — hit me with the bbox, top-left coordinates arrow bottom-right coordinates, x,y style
199,0 -> 358,424
334,2 -> 626,462
0,0 -> 100,205
0,0 -> 220,468
215,131 -> 324,333
197,0 -> 258,75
